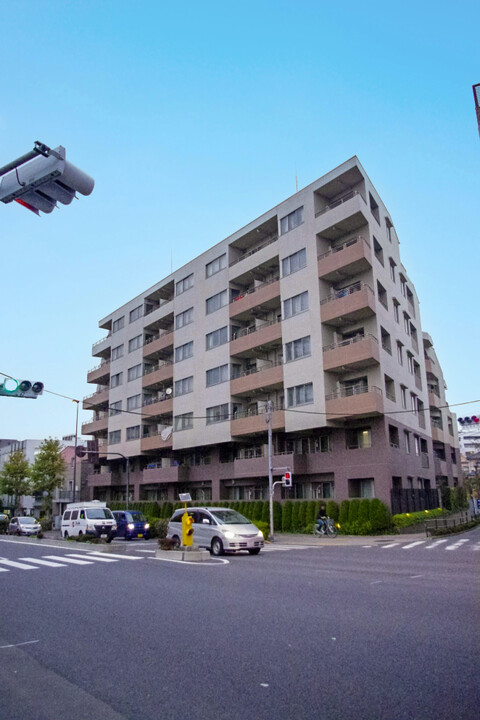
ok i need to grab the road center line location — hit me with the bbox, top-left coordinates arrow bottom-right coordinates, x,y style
0,639 -> 40,650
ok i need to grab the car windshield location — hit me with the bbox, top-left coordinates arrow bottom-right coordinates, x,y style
210,510 -> 252,525
19,517 -> 36,524
86,509 -> 113,519
127,512 -> 146,522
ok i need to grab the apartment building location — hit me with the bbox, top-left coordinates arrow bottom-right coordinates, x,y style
83,156 -> 462,513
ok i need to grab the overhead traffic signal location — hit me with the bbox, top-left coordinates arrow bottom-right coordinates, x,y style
458,416 -> 479,425
0,378 -> 44,399
283,471 -> 293,487
0,142 -> 94,215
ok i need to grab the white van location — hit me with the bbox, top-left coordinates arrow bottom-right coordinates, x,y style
61,501 -> 117,542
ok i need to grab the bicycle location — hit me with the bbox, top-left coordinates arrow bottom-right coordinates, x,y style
313,516 -> 338,537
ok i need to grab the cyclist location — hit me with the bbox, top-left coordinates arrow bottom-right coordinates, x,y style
316,504 -> 327,534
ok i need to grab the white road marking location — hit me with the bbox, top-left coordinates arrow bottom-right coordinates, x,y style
19,557 -> 67,567
381,543 -> 400,549
425,539 -> 448,549
446,539 -> 470,551
402,541 -> 426,550
89,551 -> 143,560
43,555 -> 93,565
67,553 -> 118,563
0,558 -> 39,570
0,640 -> 39,650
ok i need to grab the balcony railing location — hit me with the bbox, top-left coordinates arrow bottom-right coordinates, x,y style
232,360 -> 283,379
320,281 -> 373,305
144,328 -> 174,346
326,384 -> 382,401
315,190 -> 366,218
232,403 -> 283,420
232,317 -> 281,340
317,235 -> 369,261
229,275 -> 280,303
87,359 -> 110,375
144,360 -> 174,375
92,334 -> 111,349
229,235 -> 278,267
323,333 -> 378,353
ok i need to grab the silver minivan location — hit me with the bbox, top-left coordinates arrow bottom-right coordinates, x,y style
167,507 -> 264,556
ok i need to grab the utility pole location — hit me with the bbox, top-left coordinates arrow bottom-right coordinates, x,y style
266,400 -> 275,541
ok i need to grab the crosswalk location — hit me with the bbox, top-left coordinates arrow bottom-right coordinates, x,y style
369,538 -> 480,552
0,551 -> 143,574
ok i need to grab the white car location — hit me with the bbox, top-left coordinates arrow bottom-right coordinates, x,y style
168,507 -> 264,556
8,516 -> 42,536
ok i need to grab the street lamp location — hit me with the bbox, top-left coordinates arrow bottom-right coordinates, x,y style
473,84 -> 480,139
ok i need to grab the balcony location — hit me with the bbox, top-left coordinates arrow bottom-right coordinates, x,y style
322,334 -> 379,373
230,362 -> 283,396
315,190 -> 368,238
140,464 -> 189,484
142,362 -> 174,389
230,319 -> 282,357
91,334 -> 111,358
87,360 -> 111,384
318,236 -> 372,282
325,385 -> 383,420
141,427 -> 173,452
83,386 -> 109,411
229,278 -> 280,319
142,395 -> 173,418
86,472 -> 115,487
143,330 -> 174,358
233,451 -> 306,479
231,407 -> 285,436
428,390 -> 442,408
320,282 -> 376,327
82,413 -> 108,435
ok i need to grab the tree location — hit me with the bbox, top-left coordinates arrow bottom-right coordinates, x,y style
0,450 -> 31,514
29,438 -> 66,518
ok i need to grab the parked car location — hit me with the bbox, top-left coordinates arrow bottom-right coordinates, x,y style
112,510 -> 150,540
8,516 -> 42,536
61,501 -> 117,541
167,507 -> 264,556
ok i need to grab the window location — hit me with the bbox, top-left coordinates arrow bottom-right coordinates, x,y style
127,394 -> 141,411
111,344 -> 123,361
175,307 -> 193,329
129,305 -> 143,323
206,326 -> 228,350
206,404 -> 229,424
112,316 -> 124,333
381,327 -> 391,354
127,364 -> 142,382
345,428 -> 372,449
174,376 -> 193,396
403,312 -> 411,335
109,400 -> 122,417
377,281 -> 388,309
400,274 -> 407,298
414,435 -> 420,456
176,273 -> 194,295
369,193 -> 380,224
349,477 -> 374,498
175,341 -> 193,362
400,385 -> 407,409
280,206 -> 303,235
282,248 -> 306,276
206,290 -> 228,315
284,291 -> 308,319
285,336 -> 311,362
126,425 -> 140,441
315,481 -> 334,499
397,341 -> 404,365
110,372 -> 123,388
393,298 -> 400,323
287,382 -> 313,407
384,375 -> 395,402
206,364 -> 229,387
389,258 -> 396,282
174,413 -> 193,431
407,352 -> 414,374
206,254 -> 226,278
389,425 -> 400,448
373,237 -> 384,265
128,335 -> 142,352
404,431 -> 411,453
108,430 -> 121,445
410,393 -> 417,414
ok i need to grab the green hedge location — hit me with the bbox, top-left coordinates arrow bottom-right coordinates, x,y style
392,508 -> 446,528
103,498 -> 392,535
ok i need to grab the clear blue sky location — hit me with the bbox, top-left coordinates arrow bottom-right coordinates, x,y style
1,0 -> 479,441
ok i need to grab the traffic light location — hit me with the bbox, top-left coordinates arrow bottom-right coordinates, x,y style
459,417 -> 479,425
283,471 -> 293,487
182,511 -> 194,546
0,144 -> 94,215
0,378 -> 44,399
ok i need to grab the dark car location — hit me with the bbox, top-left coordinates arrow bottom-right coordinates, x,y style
112,511 -> 150,540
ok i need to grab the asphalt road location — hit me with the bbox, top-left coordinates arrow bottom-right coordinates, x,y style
0,529 -> 478,720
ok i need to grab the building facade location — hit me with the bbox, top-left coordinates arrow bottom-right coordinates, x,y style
83,157 -> 462,512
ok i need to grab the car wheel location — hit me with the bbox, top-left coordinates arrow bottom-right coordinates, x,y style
248,548 -> 261,555
211,537 -> 224,556
126,534 -> 132,541
172,535 -> 180,548
17,530 -> 22,536
64,531 -> 69,539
